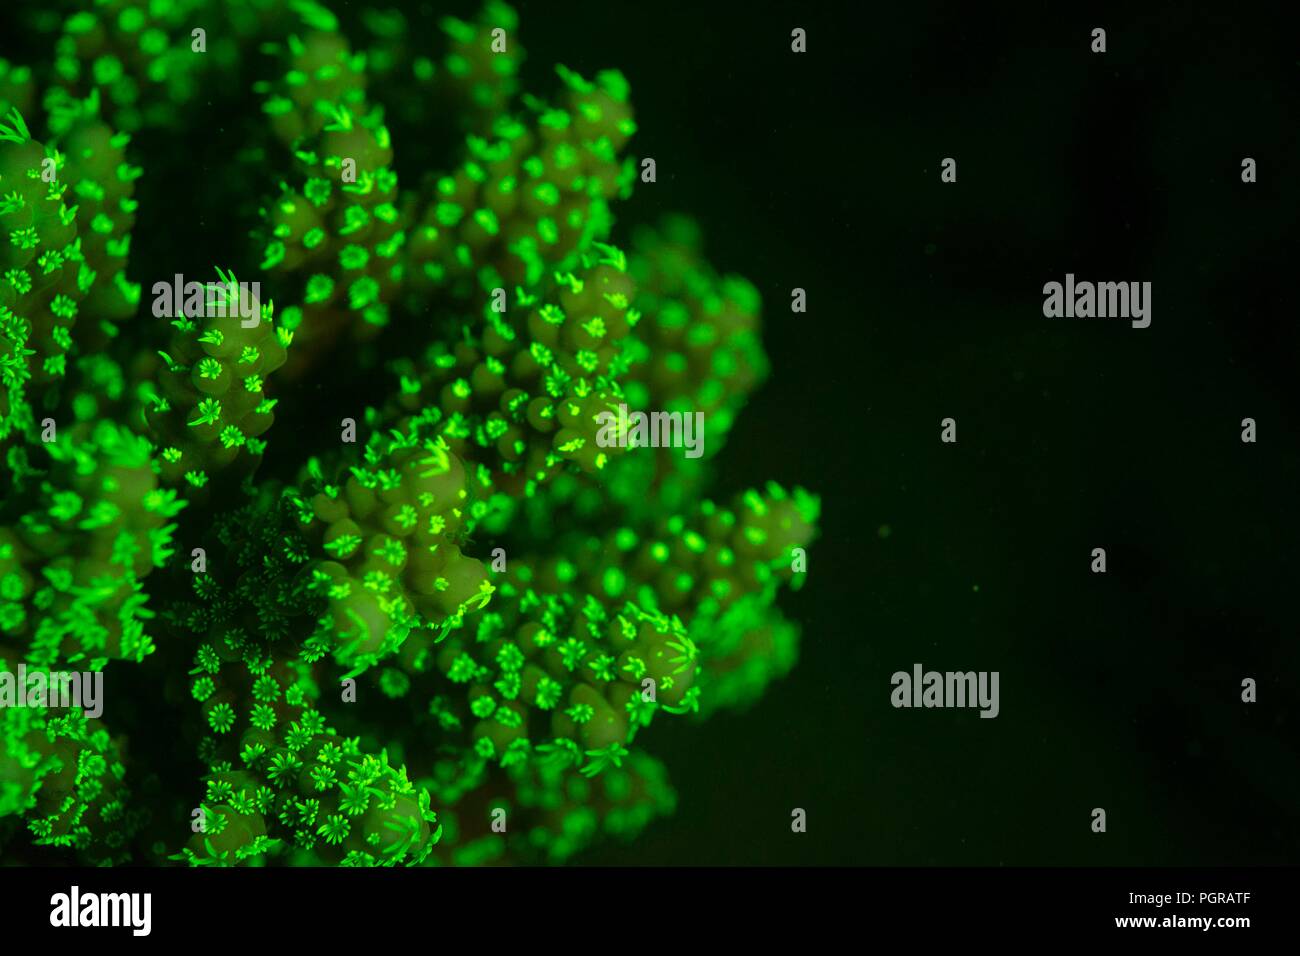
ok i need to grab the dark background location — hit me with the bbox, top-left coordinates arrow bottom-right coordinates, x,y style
511,0 -> 1297,865
3,0 -> 1296,866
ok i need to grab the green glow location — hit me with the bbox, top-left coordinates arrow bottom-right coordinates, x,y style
0,0 -> 818,869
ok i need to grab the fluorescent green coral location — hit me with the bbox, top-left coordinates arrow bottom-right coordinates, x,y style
0,0 -> 818,868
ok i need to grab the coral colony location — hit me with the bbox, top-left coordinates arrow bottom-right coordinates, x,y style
0,0 -> 817,866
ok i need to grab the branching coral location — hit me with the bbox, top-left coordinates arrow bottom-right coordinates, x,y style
0,0 -> 817,867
